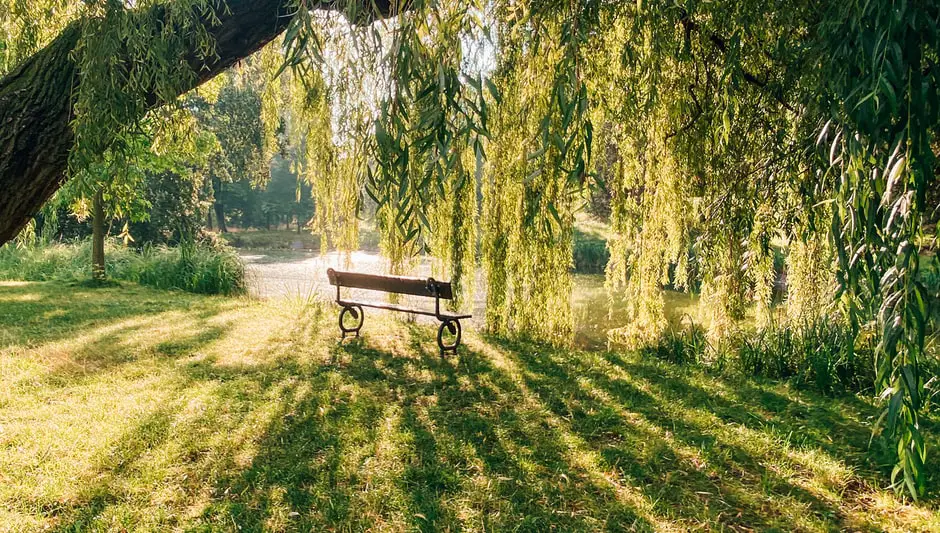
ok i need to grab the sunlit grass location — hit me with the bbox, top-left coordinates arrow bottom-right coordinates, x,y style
0,281 -> 938,531
0,240 -> 246,296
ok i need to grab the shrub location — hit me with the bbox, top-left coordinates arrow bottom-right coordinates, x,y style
640,320 -> 708,365
221,230 -> 322,251
573,229 -> 609,274
128,240 -> 247,295
0,238 -> 246,296
728,321 -> 875,394
642,319 -> 879,395
0,240 -> 93,280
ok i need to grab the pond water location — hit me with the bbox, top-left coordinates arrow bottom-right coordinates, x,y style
240,250 -> 699,349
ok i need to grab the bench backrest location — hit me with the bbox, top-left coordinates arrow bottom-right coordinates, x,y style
327,269 -> 454,300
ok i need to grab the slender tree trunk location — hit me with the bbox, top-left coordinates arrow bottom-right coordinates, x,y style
244,186 -> 255,229
211,176 -> 227,233
206,209 -> 213,231
215,202 -> 227,233
296,212 -> 301,234
91,189 -> 105,281
0,0 -> 399,246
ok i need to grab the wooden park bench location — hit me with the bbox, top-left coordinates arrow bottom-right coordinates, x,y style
327,268 -> 471,356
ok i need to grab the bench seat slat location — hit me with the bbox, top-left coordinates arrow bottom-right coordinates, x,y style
328,269 -> 453,300
339,299 -> 472,320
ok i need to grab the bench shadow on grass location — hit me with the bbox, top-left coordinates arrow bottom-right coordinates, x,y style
174,327 -> 655,531
173,321 -> 923,532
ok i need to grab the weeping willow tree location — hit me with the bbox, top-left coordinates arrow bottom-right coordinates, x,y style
603,125 -> 690,347
480,0 -> 595,343
428,146 -> 477,311
578,0 -> 939,498
816,2 -> 939,498
288,63 -> 340,252
589,1 -> 806,343
484,71 -> 576,341
0,0 -> 937,497
280,11 -> 379,260
363,2 -> 489,291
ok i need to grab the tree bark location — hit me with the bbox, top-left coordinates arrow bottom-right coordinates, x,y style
91,189 -> 105,281
0,0 -> 399,245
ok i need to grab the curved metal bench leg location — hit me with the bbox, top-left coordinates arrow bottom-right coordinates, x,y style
339,305 -> 364,338
437,318 -> 462,357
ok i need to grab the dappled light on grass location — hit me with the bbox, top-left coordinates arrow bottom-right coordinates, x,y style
0,282 -> 937,530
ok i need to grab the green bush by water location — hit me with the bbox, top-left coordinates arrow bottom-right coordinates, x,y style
131,241 -> 247,295
0,239 -> 246,296
221,230 -> 322,251
727,321 -> 876,395
573,228 -> 609,274
642,320 -> 880,395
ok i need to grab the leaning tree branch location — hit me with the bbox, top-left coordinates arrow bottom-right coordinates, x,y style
0,0 -> 400,245
677,9 -> 795,113
665,84 -> 704,140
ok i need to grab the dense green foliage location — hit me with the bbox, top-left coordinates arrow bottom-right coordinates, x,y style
0,239 -> 246,295
573,227 -> 609,274
645,320 -> 879,395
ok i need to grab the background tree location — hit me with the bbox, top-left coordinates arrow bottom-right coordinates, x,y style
0,0 -> 398,244
193,74 -> 270,233
265,153 -> 314,233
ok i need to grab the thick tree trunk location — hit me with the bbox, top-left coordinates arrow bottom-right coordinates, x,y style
0,25 -> 81,247
0,0 -> 398,245
91,189 -> 105,281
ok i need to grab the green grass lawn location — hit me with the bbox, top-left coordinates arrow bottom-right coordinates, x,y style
1,281 -> 939,531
